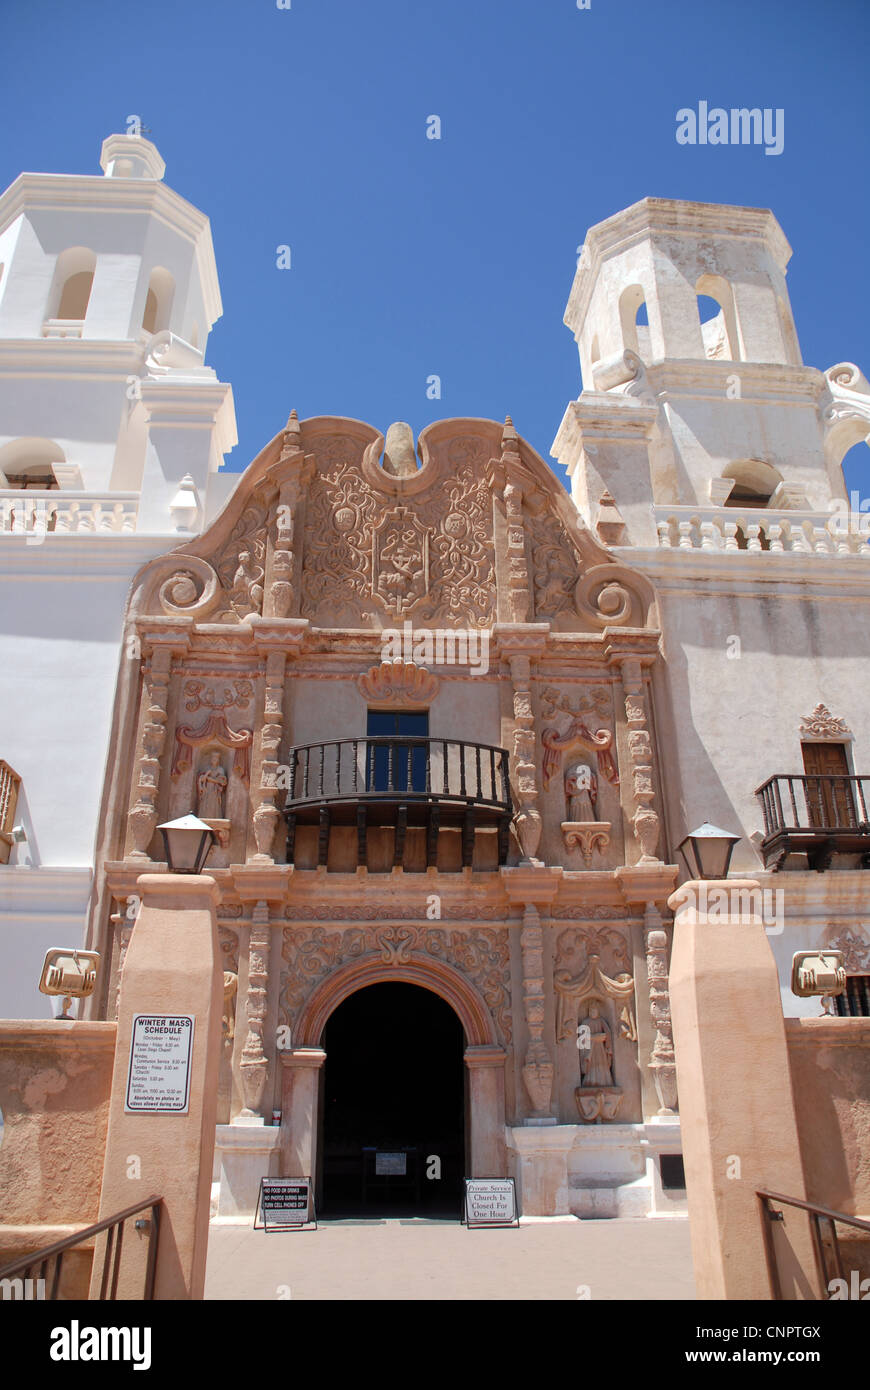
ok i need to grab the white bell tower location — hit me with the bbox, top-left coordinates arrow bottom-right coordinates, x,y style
0,131 -> 237,528
552,198 -> 865,548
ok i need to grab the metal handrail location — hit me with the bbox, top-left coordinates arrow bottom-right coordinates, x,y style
757,1188 -> 870,1300
0,1194 -> 162,1301
283,736 -> 512,814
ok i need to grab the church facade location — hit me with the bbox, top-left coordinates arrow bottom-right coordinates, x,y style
4,136 -> 870,1221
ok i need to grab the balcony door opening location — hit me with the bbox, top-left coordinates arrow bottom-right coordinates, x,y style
801,742 -> 856,828
319,981 -> 465,1218
366,708 -> 429,794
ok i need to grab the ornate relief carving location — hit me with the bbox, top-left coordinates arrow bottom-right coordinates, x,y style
561,821 -> 612,866
214,499 -> 269,622
157,559 -> 220,618
357,659 -> 439,706
520,904 -> 553,1116
126,647 -> 173,860
282,902 -> 508,921
300,443 -> 495,628
526,509 -> 579,620
280,925 -> 511,1042
171,714 -> 253,783
799,703 -> 853,742
540,686 -> 617,791
508,655 -> 543,862
619,661 -> 661,863
644,902 -> 678,1115
183,679 -> 254,714
824,927 -> 870,972
240,901 -> 271,1118
554,927 -> 636,1043
555,926 -> 636,1126
373,507 -> 430,616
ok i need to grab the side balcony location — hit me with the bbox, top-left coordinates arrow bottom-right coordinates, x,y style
756,774 -> 870,871
282,736 -> 513,871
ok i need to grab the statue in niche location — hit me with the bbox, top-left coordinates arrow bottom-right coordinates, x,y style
578,1000 -> 614,1088
565,760 -> 598,821
197,750 -> 228,820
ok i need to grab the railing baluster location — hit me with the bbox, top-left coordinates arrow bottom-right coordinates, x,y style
489,749 -> 496,803
425,741 -> 431,793
459,742 -> 467,797
352,740 -> 359,793
442,741 -> 449,795
387,741 -> 394,792
302,748 -> 310,800
475,745 -> 482,800
335,741 -> 341,796
406,742 -> 412,791
318,744 -> 325,798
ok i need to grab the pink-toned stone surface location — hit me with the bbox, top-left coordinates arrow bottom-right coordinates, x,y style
786,1017 -> 870,1216
0,1020 -> 116,1295
669,880 -> 821,1301
0,1020 -> 115,1228
91,873 -> 223,1300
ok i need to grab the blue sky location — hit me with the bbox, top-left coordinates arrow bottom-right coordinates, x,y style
2,0 -> 868,490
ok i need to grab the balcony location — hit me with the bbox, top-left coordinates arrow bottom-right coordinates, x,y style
755,774 -> 870,871
283,736 -> 513,870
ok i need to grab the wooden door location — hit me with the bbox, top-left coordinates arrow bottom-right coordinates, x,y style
801,742 -> 855,827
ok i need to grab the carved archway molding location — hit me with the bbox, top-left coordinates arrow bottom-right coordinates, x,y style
295,953 -> 500,1047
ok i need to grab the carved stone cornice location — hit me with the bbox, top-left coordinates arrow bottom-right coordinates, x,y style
135,619 -> 193,658
231,864 -> 293,903
249,616 -> 309,655
602,628 -> 661,667
616,863 -> 679,906
500,864 -> 563,905
492,622 -> 551,658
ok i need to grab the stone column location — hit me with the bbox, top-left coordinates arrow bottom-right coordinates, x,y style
126,636 -> 177,860
249,618 -> 308,865
239,899 -> 271,1121
91,872 -> 223,1300
495,625 -> 549,865
644,901 -> 678,1115
279,1048 -> 327,1179
669,878 -> 821,1300
519,904 -> 554,1121
465,1045 -> 507,1177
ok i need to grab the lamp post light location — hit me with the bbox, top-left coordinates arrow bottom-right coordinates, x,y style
676,822 -> 741,881
157,814 -> 216,874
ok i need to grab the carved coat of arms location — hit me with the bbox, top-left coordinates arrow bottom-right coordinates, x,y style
372,507 -> 430,616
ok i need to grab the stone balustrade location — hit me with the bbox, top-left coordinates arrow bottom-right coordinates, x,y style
0,491 -> 139,534
654,505 -> 870,556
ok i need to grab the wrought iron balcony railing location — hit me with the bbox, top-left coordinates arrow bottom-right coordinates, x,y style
283,736 -> 512,869
755,774 -> 870,871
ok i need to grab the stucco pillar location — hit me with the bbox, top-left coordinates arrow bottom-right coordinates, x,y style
465,1045 -> 507,1177
91,872 -> 223,1300
279,1048 -> 326,1180
668,878 -> 821,1300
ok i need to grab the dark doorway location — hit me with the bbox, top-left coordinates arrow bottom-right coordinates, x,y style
320,982 -> 465,1217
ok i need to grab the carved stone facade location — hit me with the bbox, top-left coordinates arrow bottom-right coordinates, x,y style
88,412 -> 677,1220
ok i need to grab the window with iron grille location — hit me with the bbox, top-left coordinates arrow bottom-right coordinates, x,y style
834,975 -> 870,1018
0,761 -> 21,865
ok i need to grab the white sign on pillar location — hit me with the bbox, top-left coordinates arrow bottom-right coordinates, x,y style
125,1014 -> 195,1114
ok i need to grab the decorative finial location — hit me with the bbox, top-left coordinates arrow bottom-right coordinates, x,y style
382,422 -> 418,478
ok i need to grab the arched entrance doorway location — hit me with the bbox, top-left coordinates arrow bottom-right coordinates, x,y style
319,982 -> 465,1216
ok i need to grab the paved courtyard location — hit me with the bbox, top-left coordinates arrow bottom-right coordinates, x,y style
205,1216 -> 695,1301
